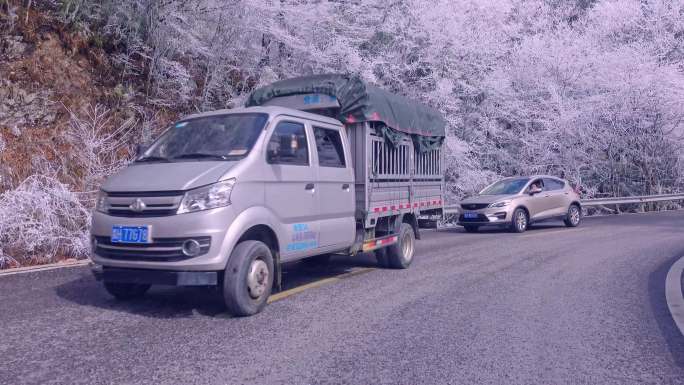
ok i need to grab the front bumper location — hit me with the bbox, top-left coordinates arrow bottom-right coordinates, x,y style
92,265 -> 218,286
458,206 -> 512,226
90,206 -> 236,271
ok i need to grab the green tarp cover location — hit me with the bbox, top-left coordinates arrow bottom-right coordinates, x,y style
246,74 -> 446,151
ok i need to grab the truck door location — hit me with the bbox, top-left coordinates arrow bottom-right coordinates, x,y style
312,124 -> 356,249
264,119 -> 320,260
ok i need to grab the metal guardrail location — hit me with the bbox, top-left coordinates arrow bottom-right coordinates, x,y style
579,193 -> 684,206
441,193 -> 684,215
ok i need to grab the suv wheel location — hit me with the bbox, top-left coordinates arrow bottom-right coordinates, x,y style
223,240 -> 274,317
564,204 -> 581,227
510,208 -> 528,233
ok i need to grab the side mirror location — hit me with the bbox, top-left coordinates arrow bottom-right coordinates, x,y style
267,141 -> 279,163
135,144 -> 148,157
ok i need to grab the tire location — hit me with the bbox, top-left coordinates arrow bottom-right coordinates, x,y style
463,225 -> 479,233
564,204 -> 581,227
510,208 -> 528,233
104,281 -> 150,300
302,253 -> 332,267
223,240 -> 274,317
375,248 -> 389,268
384,223 -> 416,269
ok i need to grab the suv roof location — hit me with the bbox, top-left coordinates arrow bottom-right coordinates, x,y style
181,106 -> 343,127
501,175 -> 565,181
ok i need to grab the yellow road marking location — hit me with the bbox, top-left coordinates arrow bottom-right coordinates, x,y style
267,267 -> 376,304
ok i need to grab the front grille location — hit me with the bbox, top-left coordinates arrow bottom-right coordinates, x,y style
107,209 -> 178,217
104,191 -> 183,218
94,236 -> 211,262
107,190 -> 185,197
460,203 -> 489,210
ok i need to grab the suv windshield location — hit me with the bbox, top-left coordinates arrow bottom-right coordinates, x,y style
140,113 -> 268,162
480,178 -> 530,195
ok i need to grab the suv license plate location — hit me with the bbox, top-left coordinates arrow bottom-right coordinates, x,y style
112,226 -> 150,244
464,212 -> 478,219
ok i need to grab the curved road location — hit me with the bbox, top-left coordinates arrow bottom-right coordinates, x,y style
2,211 -> 684,384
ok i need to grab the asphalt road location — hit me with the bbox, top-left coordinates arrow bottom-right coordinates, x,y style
2,211 -> 684,385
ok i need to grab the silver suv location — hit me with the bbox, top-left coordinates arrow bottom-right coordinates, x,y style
458,175 -> 581,233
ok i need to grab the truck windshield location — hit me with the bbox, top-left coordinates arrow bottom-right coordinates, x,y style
140,113 -> 268,162
480,178 -> 530,195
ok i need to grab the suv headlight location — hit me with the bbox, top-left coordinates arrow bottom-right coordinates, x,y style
96,191 -> 108,213
177,179 -> 236,214
489,200 -> 510,208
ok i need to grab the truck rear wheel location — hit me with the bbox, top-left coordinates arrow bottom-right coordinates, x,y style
104,282 -> 150,300
384,223 -> 415,269
223,240 -> 274,317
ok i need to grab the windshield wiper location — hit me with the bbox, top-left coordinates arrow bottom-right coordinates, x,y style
136,155 -> 171,163
172,153 -> 230,160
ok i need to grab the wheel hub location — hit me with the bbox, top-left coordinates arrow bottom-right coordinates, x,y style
517,211 -> 527,230
246,259 -> 269,299
570,207 -> 580,225
401,232 -> 414,262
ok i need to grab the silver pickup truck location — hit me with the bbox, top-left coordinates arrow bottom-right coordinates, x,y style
91,74 -> 446,316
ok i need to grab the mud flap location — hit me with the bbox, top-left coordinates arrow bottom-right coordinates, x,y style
397,213 -> 421,240
273,251 -> 282,292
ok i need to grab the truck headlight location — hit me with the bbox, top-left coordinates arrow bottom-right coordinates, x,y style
177,179 -> 235,214
489,200 -> 510,208
96,191 -> 108,213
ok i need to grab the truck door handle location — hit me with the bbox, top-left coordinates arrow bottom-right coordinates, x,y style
305,183 -> 315,190
342,183 -> 350,190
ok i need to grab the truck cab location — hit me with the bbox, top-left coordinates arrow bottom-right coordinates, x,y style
91,74 -> 446,316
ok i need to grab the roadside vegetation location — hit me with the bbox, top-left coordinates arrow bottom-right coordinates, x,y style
0,0 -> 682,267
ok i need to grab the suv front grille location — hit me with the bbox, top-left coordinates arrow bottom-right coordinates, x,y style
460,203 -> 489,210
94,236 -> 211,262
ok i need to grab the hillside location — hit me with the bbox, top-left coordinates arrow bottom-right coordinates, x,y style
0,0 -> 683,267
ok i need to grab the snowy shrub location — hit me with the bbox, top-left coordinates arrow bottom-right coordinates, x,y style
66,104 -> 134,192
149,58 -> 197,108
0,175 -> 91,266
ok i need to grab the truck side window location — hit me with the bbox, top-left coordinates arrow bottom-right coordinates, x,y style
267,121 -> 309,166
313,127 -> 346,168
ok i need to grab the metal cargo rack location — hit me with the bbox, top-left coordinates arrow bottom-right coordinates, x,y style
348,122 -> 444,229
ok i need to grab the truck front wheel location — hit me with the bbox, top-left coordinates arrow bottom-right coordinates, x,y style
223,240 -> 274,317
384,223 -> 415,269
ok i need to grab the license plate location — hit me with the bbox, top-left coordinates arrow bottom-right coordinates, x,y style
463,212 -> 479,219
112,226 -> 150,244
